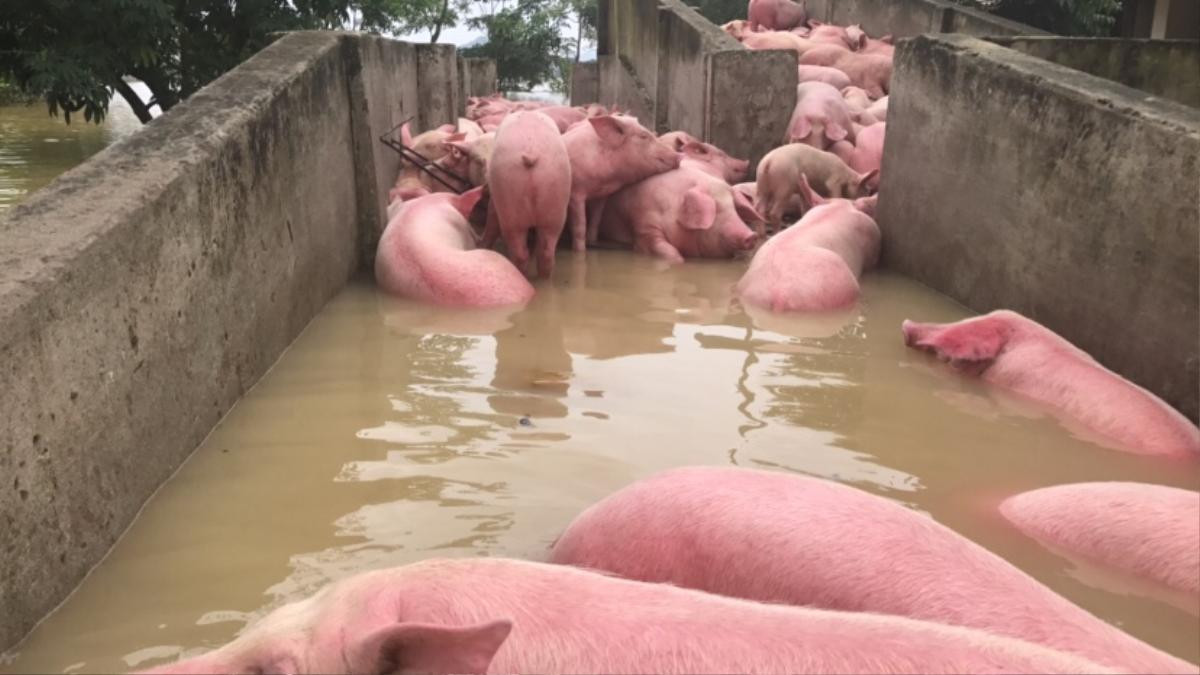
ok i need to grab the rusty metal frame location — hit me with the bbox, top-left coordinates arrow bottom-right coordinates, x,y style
378,117 -> 472,195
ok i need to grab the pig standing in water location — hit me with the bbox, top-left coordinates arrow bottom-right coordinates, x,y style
482,111 -> 572,278
748,0 -> 808,31
902,311 -> 1200,459
140,557 -> 1111,675
737,178 -> 880,312
787,82 -> 857,149
600,168 -> 760,264
375,189 -> 533,308
562,115 -> 680,250
550,466 -> 1198,675
1002,482 -> 1200,596
756,142 -> 876,230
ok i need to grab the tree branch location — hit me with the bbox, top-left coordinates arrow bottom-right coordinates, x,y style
113,79 -> 153,124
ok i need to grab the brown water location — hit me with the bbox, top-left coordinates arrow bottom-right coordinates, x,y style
0,90 -> 143,212
2,253 -> 1197,673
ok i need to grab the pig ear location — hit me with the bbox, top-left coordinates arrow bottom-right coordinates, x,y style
400,122 -> 414,147
858,170 -> 879,194
732,188 -> 764,224
356,619 -> 513,675
452,187 -> 486,218
588,115 -> 627,146
680,140 -> 709,156
880,34 -> 894,44
825,121 -> 848,142
809,19 -> 824,27
791,117 -> 812,143
437,124 -> 457,135
903,317 -> 1010,369
679,187 -> 717,231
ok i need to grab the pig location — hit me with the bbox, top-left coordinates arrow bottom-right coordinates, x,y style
748,0 -> 808,32
841,85 -> 873,114
801,47 -> 893,99
562,115 -> 681,251
550,466 -> 1198,675
787,81 -> 857,149
830,121 -> 884,191
738,182 -> 880,312
139,557 -> 1112,675
734,182 -> 806,235
1001,482 -> 1200,596
388,122 -> 463,202
537,105 -> 588,133
722,19 -> 752,41
863,35 -> 896,57
481,111 -> 572,278
902,311 -> 1200,459
756,142 -> 876,230
658,130 -> 701,151
600,167 -> 760,264
797,64 -> 852,90
374,189 -> 534,308
456,117 -> 485,140
741,30 -> 824,58
446,132 -> 497,187
678,140 -> 750,183
807,21 -> 868,50
866,95 -> 888,121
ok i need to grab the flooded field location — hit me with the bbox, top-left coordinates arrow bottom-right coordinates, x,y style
2,252 -> 1197,673
0,89 -> 143,212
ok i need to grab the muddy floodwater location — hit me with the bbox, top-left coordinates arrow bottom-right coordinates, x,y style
3,253 -> 1198,672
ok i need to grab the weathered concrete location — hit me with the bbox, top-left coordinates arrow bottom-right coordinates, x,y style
415,43 -> 459,131
459,57 -> 498,108
988,37 -> 1200,108
595,0 -> 794,171
0,31 -> 492,654
570,61 -> 600,106
809,0 -> 1044,37
878,35 -> 1200,422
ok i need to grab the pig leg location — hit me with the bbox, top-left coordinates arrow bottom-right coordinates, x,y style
586,198 -> 608,245
567,195 -> 587,253
502,228 -> 532,276
636,236 -> 684,264
535,227 -> 557,279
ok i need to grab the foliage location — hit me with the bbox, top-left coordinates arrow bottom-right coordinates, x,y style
689,0 -> 746,25
353,0 -> 471,42
0,76 -> 39,105
462,0 -> 571,92
951,0 -> 1124,36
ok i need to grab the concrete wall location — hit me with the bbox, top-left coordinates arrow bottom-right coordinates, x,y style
807,0 -> 1045,37
458,57 -> 499,111
878,35 -> 1200,422
0,31 -> 491,653
593,0 -> 795,171
988,37 -> 1200,108
415,44 -> 459,132
570,62 -> 600,105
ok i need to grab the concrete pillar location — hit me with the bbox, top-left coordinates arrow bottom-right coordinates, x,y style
570,62 -> 600,105
415,43 -> 459,130
704,49 -> 796,176
464,58 -> 498,97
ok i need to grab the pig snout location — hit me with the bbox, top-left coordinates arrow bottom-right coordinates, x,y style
729,158 -> 751,183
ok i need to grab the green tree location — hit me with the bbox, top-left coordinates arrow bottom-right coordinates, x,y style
353,0 -> 471,42
951,0 -> 1124,35
462,0 -> 571,92
688,0 -> 745,25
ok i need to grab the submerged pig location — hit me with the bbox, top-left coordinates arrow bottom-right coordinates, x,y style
1001,482 -> 1200,596
563,115 -> 680,250
550,466 -> 1197,675
756,142 -> 876,230
139,557 -> 1111,675
600,167 -> 760,264
482,111 -> 572,278
738,180 -> 880,312
902,311 -> 1200,459
787,81 -> 857,149
375,189 -> 534,308
748,0 -> 808,32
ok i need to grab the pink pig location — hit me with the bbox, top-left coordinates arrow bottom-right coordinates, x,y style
550,466 -> 1198,675
374,189 -> 533,308
600,167 -> 760,264
139,557 -> 1112,675
481,111 -> 572,279
787,81 -> 857,148
1001,482 -> 1200,596
536,105 -> 588,133
902,311 -> 1200,459
830,121 -> 885,191
679,140 -> 750,183
562,115 -> 681,250
747,0 -> 808,32
807,21 -> 868,50
738,184 -> 880,312
797,64 -> 852,90
800,47 -> 893,99
741,31 -> 822,58
722,19 -> 753,40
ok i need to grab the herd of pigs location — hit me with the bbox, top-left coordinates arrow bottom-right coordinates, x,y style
143,1 -> 1199,673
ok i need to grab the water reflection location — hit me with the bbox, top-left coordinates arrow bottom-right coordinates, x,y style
2,260 -> 1197,673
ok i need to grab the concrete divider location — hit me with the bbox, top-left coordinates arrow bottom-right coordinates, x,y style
0,31 -> 493,653
584,0 -> 796,172
416,44 -> 459,132
808,0 -> 1044,37
571,62 -> 600,106
878,35 -> 1200,421
458,57 -> 499,111
988,37 -> 1200,107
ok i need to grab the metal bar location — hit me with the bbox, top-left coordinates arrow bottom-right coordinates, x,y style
378,118 -> 473,195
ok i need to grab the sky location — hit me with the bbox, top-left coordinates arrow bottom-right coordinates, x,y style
396,8 -> 597,60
